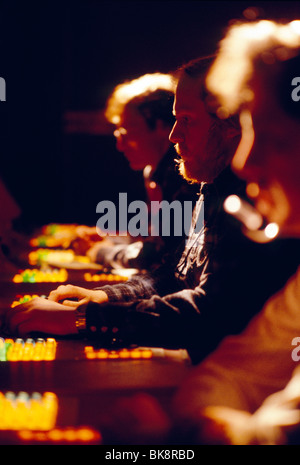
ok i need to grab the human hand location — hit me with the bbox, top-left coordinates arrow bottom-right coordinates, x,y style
4,297 -> 78,337
71,225 -> 103,255
196,387 -> 300,446
194,406 -> 253,445
48,284 -> 109,306
75,225 -> 102,241
249,368 -> 300,445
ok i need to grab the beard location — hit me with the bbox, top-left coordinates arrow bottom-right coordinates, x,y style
175,156 -> 200,184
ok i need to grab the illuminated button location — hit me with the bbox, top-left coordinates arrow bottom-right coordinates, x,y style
12,268 -> 68,283
64,429 -> 79,442
48,428 -> 64,441
84,346 -> 97,359
0,338 -> 6,361
108,351 -> 119,359
44,338 -> 57,361
96,349 -> 109,359
130,349 -> 142,359
18,430 -> 33,441
11,294 -> 41,308
7,339 -> 24,362
34,432 -> 48,441
22,339 -> 35,361
14,392 -> 30,430
39,392 -> 58,431
84,272 -> 127,282
18,426 -> 101,444
0,390 -> 58,431
119,349 -> 130,359
77,427 -> 99,442
83,346 -> 153,361
140,349 -> 153,359
32,339 -> 45,361
2,338 -> 57,362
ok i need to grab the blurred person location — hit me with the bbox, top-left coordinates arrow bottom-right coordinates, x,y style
73,72 -> 198,270
173,19 -> 300,445
4,56 -> 300,371
0,176 -> 31,274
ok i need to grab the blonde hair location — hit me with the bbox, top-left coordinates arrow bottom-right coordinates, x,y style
105,73 -> 176,126
206,20 -> 300,117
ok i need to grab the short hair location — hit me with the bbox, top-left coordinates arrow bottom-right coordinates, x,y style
177,55 -> 240,130
176,55 -> 216,101
105,73 -> 176,130
206,20 -> 300,120
180,55 -> 215,78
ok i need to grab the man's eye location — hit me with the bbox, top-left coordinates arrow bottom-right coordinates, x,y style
178,116 -> 190,124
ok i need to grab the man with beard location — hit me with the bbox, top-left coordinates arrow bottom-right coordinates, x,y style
173,20 -> 300,445
4,57 -> 300,365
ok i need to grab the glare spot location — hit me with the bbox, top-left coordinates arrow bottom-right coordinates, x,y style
264,223 -> 279,239
224,195 -> 241,213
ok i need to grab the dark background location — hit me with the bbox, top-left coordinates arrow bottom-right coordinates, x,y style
0,0 -> 299,228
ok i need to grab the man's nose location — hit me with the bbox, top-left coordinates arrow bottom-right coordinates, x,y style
169,121 -> 183,144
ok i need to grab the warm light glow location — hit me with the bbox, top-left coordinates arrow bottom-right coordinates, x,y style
105,73 -> 176,124
206,20 -> 300,116
0,337 -> 57,362
264,222 -> 279,239
18,426 -> 101,444
84,346 -> 153,360
84,272 -> 127,282
13,268 -> 68,283
223,195 -> 263,232
246,182 -> 260,198
223,195 -> 241,213
290,20 -> 300,35
30,224 -> 78,248
143,164 -> 153,178
11,294 -> 41,308
0,391 -> 58,431
232,110 -> 255,172
28,249 -> 76,266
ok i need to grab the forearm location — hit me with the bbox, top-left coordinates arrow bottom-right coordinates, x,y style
94,273 -> 158,303
94,254 -> 184,304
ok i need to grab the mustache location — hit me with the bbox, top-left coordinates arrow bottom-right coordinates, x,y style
174,143 -> 185,157
174,143 -> 181,156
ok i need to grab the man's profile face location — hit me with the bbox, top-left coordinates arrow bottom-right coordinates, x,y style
169,74 -> 235,184
232,76 -> 300,237
113,105 -> 166,171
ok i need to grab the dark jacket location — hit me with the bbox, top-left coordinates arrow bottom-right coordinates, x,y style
84,168 -> 300,363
